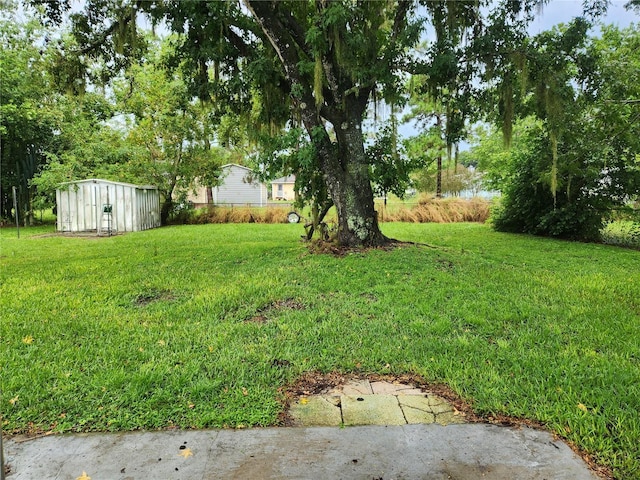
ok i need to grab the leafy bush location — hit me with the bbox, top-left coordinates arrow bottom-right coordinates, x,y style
491,126 -> 634,242
601,221 -> 640,248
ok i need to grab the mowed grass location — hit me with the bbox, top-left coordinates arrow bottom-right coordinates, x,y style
1,223 -> 639,478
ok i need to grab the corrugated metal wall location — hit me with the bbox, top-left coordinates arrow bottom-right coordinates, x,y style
213,165 -> 267,206
56,180 -> 160,233
135,188 -> 161,231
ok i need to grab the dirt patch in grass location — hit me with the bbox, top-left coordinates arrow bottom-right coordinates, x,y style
245,315 -> 269,324
244,298 -> 306,323
359,293 -> 378,303
134,289 -> 176,306
435,258 -> 455,272
268,299 -> 305,311
306,239 -> 430,257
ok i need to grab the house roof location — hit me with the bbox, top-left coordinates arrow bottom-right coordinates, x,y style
271,175 -> 296,184
220,163 -> 253,172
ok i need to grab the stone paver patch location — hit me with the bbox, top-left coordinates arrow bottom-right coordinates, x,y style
287,380 -> 468,427
336,379 -> 373,395
341,395 -> 406,426
398,395 -> 465,425
289,396 -> 342,426
370,381 -> 423,395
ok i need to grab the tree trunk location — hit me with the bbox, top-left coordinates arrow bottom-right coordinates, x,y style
160,198 -> 172,225
289,83 -> 389,247
246,1 -> 390,248
323,121 -> 388,246
436,115 -> 443,199
304,200 -> 333,241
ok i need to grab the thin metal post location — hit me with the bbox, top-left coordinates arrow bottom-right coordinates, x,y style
107,186 -> 111,236
12,186 -> 19,239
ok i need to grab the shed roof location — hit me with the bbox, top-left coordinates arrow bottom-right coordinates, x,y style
58,178 -> 157,190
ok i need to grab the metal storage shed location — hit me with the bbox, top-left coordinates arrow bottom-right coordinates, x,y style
56,179 -> 160,234
213,164 -> 267,207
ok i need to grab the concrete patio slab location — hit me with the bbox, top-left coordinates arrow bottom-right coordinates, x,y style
3,424 -> 599,479
1,379 -> 601,479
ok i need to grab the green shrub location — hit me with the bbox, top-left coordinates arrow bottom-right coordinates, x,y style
491,127 -> 626,242
601,221 -> 640,248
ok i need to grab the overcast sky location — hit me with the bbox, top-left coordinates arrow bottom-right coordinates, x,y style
530,0 -> 639,33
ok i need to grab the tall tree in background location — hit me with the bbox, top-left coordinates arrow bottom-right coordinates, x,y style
463,119 -> 538,193
404,96 -> 457,198
30,92 -> 134,208
113,40 -> 224,225
0,6 -> 57,223
492,23 -> 640,240
405,1 -> 480,198
367,118 -> 420,205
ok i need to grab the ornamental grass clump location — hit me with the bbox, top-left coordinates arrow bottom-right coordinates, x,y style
193,207 -> 291,224
384,196 -> 490,223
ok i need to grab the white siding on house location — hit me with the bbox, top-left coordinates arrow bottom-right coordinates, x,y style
56,179 -> 160,233
186,181 -> 210,205
213,164 -> 267,206
271,175 -> 296,201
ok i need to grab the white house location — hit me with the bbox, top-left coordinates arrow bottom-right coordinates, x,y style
186,179 -> 212,208
212,164 -> 268,207
56,179 -> 160,234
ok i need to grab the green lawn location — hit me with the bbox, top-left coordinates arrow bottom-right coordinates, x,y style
1,223 -> 639,478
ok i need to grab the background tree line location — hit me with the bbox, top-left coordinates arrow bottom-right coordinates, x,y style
1,0 -> 638,242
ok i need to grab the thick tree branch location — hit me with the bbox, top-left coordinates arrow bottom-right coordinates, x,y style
391,0 -> 412,44
225,25 -> 253,58
604,99 -> 640,104
244,0 -> 336,165
275,8 -> 314,61
74,1 -> 143,56
76,17 -> 128,55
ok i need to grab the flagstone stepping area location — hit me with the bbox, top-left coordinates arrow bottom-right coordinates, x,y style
289,379 -> 466,427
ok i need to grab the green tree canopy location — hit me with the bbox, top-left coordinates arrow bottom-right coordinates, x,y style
113,39 -> 225,224
32,35 -> 229,225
